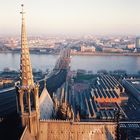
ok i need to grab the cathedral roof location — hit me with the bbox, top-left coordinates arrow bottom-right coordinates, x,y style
39,83 -> 54,119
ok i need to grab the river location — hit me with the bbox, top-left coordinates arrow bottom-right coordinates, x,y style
0,53 -> 140,74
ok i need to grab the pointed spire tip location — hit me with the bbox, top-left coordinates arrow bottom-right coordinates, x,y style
20,4 -> 25,15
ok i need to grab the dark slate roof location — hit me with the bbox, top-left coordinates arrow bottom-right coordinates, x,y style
0,69 -> 67,118
0,88 -> 17,117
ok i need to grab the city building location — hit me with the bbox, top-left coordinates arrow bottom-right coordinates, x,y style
136,37 -> 140,48
80,45 -> 96,52
70,49 -> 77,54
135,37 -> 140,52
91,75 -> 128,119
92,75 -> 128,104
127,44 -> 135,49
102,47 -> 124,53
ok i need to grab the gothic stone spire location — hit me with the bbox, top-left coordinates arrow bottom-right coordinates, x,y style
20,4 -> 34,88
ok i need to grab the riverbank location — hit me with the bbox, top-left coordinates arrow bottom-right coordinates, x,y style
1,50 -> 140,56
71,52 -> 140,56
0,50 -> 59,55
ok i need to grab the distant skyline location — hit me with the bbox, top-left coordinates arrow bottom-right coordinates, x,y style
0,0 -> 140,36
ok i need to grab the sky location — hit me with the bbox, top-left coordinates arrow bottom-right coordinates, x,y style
0,0 -> 140,36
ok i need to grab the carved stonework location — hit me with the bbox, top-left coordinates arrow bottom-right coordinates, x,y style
16,4 -> 40,138
38,121 -> 117,140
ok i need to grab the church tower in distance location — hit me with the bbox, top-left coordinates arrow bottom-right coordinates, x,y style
16,4 -> 40,138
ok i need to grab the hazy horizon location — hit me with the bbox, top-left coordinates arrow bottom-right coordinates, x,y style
0,0 -> 140,36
